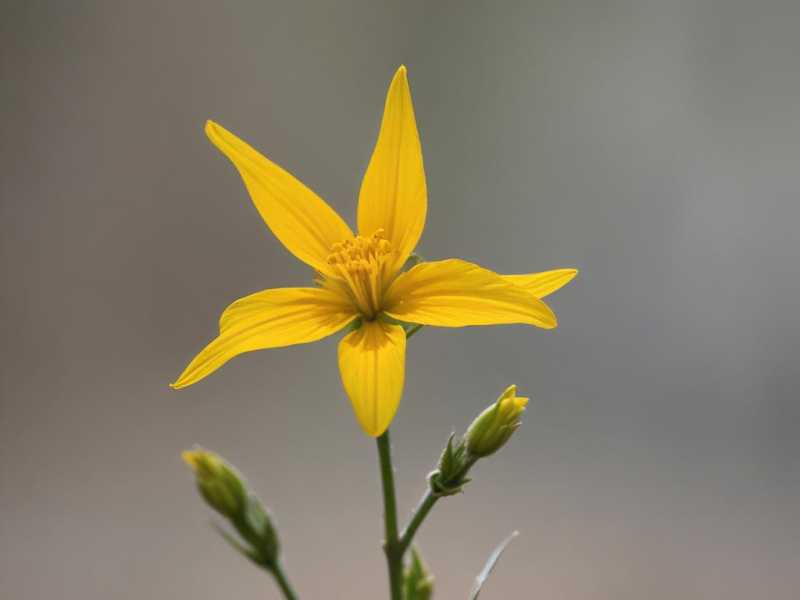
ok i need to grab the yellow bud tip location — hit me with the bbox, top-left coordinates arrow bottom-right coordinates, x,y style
499,384 -> 517,400
182,447 -> 225,478
496,385 -> 528,419
182,450 -> 202,471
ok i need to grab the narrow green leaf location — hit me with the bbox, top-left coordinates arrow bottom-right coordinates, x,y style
468,531 -> 519,600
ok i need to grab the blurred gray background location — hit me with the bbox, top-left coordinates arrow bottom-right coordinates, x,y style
2,1 -> 799,598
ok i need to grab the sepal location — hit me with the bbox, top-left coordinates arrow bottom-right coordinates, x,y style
428,434 -> 472,497
212,522 -> 264,566
236,495 -> 281,566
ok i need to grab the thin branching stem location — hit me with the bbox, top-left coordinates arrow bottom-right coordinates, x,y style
270,561 -> 298,600
398,490 -> 438,554
376,430 -> 403,600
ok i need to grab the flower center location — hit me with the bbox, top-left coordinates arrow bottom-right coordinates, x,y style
326,229 -> 393,319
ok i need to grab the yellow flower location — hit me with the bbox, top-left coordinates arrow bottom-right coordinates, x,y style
172,66 -> 577,437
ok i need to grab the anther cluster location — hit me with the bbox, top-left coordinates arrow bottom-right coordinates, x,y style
325,229 -> 394,319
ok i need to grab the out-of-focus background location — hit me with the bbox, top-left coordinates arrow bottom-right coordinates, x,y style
2,1 -> 799,598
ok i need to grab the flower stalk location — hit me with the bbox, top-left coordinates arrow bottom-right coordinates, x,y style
376,431 -> 404,600
399,453 -> 478,555
270,562 -> 298,600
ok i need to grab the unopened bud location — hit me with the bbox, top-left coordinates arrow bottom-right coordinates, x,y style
404,547 -> 434,600
183,447 -> 281,568
183,448 -> 246,519
465,385 -> 528,458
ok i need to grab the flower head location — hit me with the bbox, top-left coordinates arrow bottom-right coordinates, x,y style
172,66 -> 577,437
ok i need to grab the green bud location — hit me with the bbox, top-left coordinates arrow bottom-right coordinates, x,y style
183,447 -> 282,568
464,385 -> 529,458
428,434 -> 472,496
404,547 -> 434,600
183,447 -> 246,519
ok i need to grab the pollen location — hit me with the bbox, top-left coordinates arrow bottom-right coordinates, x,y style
326,229 -> 394,319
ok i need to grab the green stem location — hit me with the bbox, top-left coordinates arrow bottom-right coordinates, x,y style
399,455 -> 479,554
398,490 -> 438,553
270,561 -> 298,600
405,324 -> 423,340
376,431 -> 403,600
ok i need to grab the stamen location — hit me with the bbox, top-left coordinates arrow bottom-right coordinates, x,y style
324,230 -> 393,319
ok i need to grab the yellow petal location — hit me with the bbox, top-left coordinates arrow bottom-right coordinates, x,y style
337,320 -> 406,437
357,66 -> 427,275
206,121 -> 353,276
383,259 -> 557,329
172,287 -> 357,389
501,268 -> 578,299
